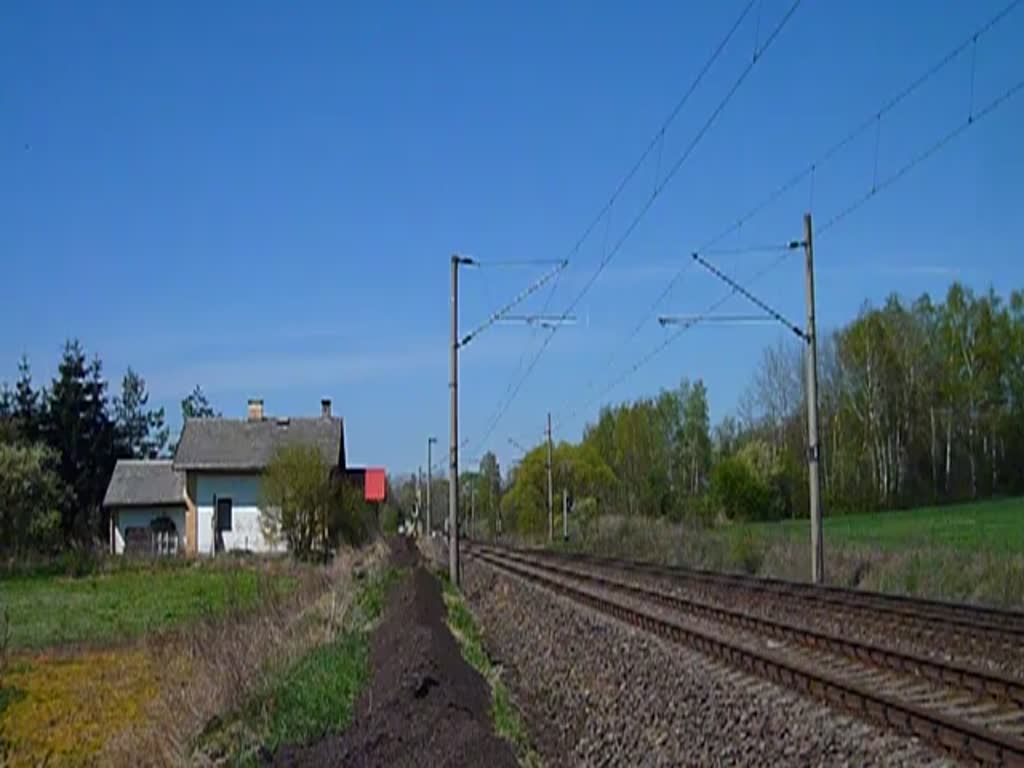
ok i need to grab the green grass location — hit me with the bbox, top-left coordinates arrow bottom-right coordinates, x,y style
566,497 -> 1024,607
196,566 -> 401,765
440,575 -> 537,766
748,496 -> 1024,553
0,563 -> 283,649
257,631 -> 368,752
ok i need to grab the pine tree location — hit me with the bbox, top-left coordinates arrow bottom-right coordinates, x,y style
44,341 -> 116,541
115,368 -> 169,459
0,382 -> 15,444
181,385 -> 219,420
45,341 -> 87,538
13,354 -> 40,443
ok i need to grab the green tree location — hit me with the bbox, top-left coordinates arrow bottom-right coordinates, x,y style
709,456 -> 768,522
181,385 -> 219,420
43,341 -> 116,541
114,368 -> 169,459
680,380 -> 712,497
0,443 -> 64,555
261,444 -> 334,558
13,355 -> 41,443
0,383 -> 15,444
261,445 -> 370,559
478,451 -> 502,537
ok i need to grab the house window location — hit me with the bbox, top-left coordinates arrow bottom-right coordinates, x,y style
216,498 -> 233,532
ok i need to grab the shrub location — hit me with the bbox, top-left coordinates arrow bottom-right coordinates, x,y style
379,503 -> 400,536
0,443 -> 64,556
261,445 -> 372,559
709,457 -> 773,521
726,527 -> 766,574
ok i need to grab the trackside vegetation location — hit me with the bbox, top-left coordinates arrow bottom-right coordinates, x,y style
561,497 -> 1024,607
195,565 -> 401,764
386,283 -> 1024,550
440,574 -> 538,766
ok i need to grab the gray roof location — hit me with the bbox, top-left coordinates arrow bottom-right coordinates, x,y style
104,460 -> 185,507
173,416 -> 345,471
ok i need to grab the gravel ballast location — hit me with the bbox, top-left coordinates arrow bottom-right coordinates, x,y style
546,554 -> 1024,681
464,555 -> 955,767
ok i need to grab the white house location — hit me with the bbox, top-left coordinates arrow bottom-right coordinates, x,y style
104,460 -> 187,555
105,398 -> 346,556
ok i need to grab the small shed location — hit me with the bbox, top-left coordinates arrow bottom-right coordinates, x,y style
364,468 -> 387,503
104,460 -> 187,556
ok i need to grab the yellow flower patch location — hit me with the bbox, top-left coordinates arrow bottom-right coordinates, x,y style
1,649 -> 157,767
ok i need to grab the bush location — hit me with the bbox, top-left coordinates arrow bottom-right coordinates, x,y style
726,527 -> 766,574
0,443 -> 64,556
333,483 -> 375,547
261,446 -> 372,559
709,457 -> 774,521
379,504 -> 400,536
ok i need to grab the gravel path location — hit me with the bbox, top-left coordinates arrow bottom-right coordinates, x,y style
464,555 -> 955,767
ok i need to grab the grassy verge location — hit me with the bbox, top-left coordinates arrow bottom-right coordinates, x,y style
553,497 -> 1024,608
0,561 -> 295,649
440,574 -> 539,767
196,565 -> 401,765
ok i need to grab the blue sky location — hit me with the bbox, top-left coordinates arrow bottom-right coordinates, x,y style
2,1 -> 1022,476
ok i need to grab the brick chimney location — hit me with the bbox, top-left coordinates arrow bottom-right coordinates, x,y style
321,398 -> 332,418
247,398 -> 264,421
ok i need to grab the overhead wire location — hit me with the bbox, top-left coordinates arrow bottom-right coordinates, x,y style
561,249 -> 795,428
551,0 -> 1023,432
459,260 -> 567,348
583,0 -> 1023,393
469,0 -> 804,455
565,74 -> 1024,431
816,75 -> 1024,237
470,0 -> 764,454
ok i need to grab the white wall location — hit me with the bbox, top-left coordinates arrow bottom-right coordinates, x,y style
114,506 -> 187,555
194,473 -> 286,555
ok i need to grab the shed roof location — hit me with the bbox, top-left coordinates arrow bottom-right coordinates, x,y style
103,460 -> 185,507
173,417 -> 345,471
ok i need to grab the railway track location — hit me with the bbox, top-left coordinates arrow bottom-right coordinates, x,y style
469,544 -> 1024,766
477,541 -> 1024,650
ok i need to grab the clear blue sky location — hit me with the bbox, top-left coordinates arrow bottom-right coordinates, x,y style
3,1 -> 1022,476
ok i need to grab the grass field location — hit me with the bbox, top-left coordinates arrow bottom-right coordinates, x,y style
752,497 -> 1024,554
0,556 -> 327,766
0,562 -> 281,649
566,496 -> 1024,608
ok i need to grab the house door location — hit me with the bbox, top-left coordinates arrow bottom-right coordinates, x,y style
215,497 -> 233,553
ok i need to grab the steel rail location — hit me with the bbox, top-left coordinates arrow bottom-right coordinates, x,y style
474,545 -> 1024,707
470,548 -> 1024,767
476,541 -> 1024,642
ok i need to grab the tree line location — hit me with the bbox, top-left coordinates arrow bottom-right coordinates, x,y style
0,341 -> 216,555
418,281 -> 1024,537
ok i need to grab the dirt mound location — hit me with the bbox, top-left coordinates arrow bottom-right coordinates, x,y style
274,544 -> 517,767
386,534 -> 421,570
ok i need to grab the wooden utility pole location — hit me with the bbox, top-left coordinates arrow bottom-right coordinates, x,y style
546,412 -> 554,543
802,212 -> 824,584
470,485 -> 476,541
562,487 -> 568,541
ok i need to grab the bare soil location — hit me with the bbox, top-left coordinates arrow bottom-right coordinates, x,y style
274,538 -> 518,768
